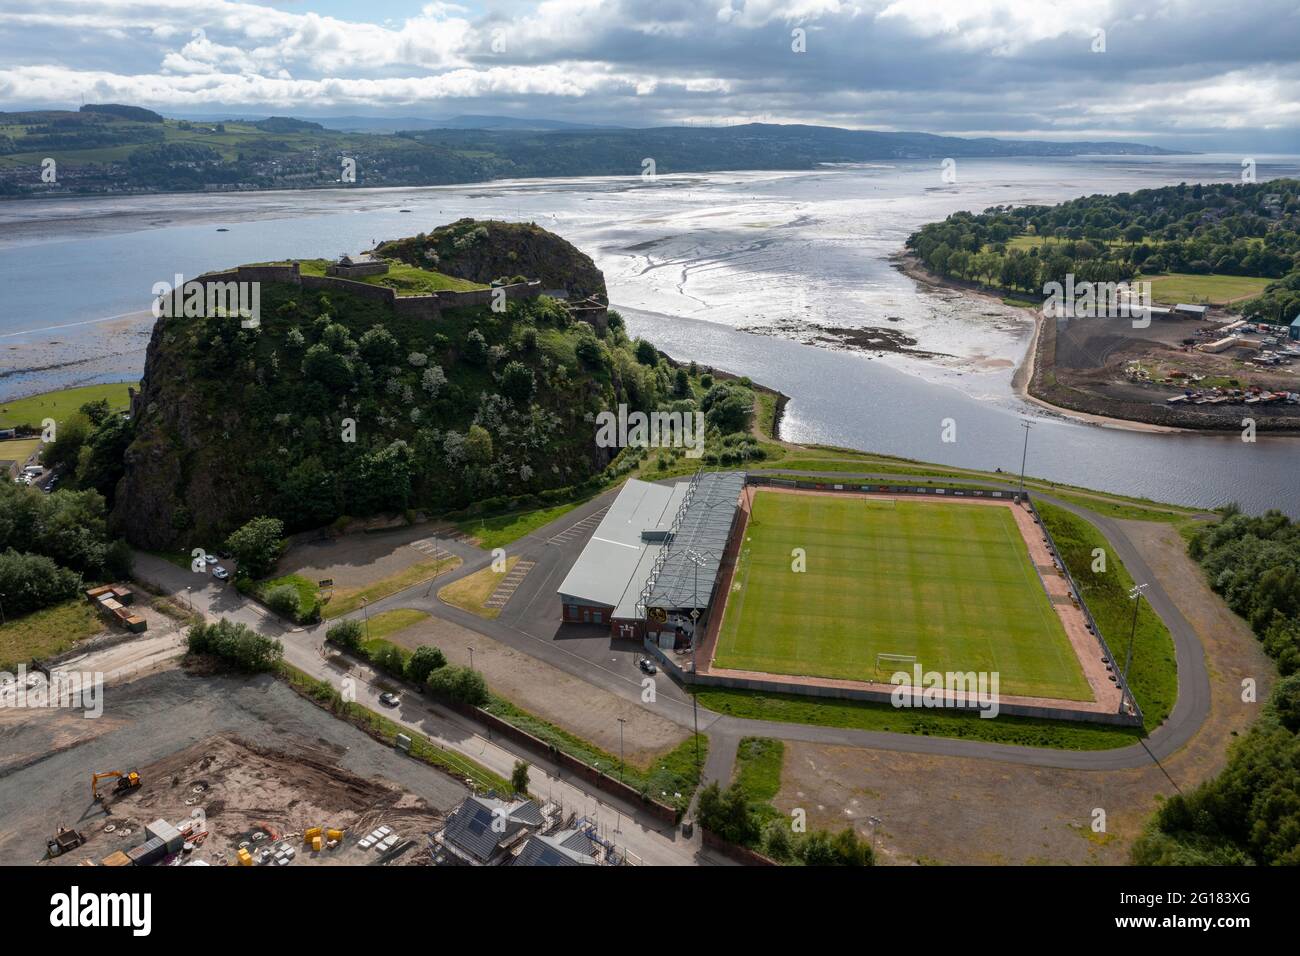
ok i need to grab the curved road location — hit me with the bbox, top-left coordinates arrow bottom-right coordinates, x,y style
324,468 -> 1215,777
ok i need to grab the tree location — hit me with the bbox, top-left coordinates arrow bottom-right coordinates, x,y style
511,760 -> 531,795
43,414 -> 91,475
406,645 -> 446,684
301,343 -> 353,390
635,339 -> 658,365
224,516 -> 285,580
463,329 -> 488,365
186,618 -> 282,672
499,361 -> 535,404
359,325 -> 401,367
465,425 -> 493,465
264,584 -> 300,618
426,665 -> 488,706
0,549 -> 81,616
326,618 -> 363,651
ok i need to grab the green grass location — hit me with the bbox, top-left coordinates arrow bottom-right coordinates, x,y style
715,491 -> 1092,701
0,600 -> 103,670
482,694 -> 707,816
363,608 -> 430,641
1034,502 -> 1177,728
0,437 -> 41,466
277,663 -> 514,794
455,501 -> 589,549
0,383 -> 135,429
696,687 -> 1143,750
293,258 -> 486,294
253,573 -> 321,623
1139,272 -> 1271,305
437,556 -> 519,619
733,737 -> 784,800
322,555 -> 460,619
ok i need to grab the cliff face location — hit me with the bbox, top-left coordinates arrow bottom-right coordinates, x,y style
377,219 -> 607,301
111,225 -> 634,549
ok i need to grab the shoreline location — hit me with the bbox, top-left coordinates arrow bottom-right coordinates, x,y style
892,253 -> 1299,436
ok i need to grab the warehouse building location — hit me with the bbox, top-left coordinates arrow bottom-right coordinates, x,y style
557,471 -> 745,645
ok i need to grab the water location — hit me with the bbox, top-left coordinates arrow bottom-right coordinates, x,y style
1,155 -> 1296,514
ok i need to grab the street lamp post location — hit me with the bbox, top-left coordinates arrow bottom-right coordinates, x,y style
468,645 -> 475,671
360,597 -> 370,642
1122,583 -> 1148,714
617,717 -> 626,783
1018,420 -> 1033,497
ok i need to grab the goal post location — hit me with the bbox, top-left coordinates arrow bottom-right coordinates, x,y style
875,652 -> 917,681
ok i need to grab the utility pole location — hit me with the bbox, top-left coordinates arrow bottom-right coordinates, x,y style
1018,420 -> 1033,497
684,548 -> 710,773
361,597 -> 370,642
1122,583 -> 1148,714
617,717 -> 626,783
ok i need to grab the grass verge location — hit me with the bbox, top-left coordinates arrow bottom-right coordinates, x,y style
1035,501 -> 1178,729
0,382 -> 135,429
482,693 -> 707,815
276,662 -> 513,794
323,555 -> 461,618
0,600 -> 103,670
695,688 -> 1144,749
437,556 -> 519,619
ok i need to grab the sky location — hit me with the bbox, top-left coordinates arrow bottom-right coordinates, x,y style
0,0 -> 1297,150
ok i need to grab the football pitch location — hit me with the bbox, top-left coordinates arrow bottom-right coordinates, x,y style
712,491 -> 1092,701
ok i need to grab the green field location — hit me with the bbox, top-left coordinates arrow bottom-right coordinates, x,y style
713,492 -> 1091,701
0,383 -> 135,430
1139,272 -> 1271,305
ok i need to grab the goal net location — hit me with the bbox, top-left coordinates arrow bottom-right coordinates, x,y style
875,652 -> 917,681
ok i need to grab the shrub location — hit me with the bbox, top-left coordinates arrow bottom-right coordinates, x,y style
427,665 -> 488,706
264,584 -> 300,618
326,618 -> 364,651
186,618 -> 282,672
407,645 -> 446,684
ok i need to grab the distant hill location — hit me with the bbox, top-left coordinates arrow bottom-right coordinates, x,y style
0,107 -> 1185,199
80,103 -> 164,123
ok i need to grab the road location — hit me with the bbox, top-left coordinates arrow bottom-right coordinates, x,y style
129,552 -> 730,866
127,463 -> 1215,855
336,470 -> 1214,774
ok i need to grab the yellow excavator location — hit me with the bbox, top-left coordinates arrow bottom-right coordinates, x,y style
91,770 -> 141,803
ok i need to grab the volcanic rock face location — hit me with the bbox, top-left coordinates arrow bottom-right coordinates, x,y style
112,223 -> 624,550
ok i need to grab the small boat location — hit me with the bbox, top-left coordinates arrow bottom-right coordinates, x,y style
216,227 -> 229,232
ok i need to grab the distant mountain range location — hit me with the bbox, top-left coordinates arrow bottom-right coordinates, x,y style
0,105 -> 1186,199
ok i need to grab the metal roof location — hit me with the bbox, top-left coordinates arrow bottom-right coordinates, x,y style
555,478 -> 687,609
637,471 -> 746,617
557,471 -> 745,621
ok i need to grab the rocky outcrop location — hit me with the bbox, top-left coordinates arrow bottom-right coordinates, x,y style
377,218 -> 607,301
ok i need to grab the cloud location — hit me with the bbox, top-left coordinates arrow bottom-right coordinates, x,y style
0,0 -> 1295,148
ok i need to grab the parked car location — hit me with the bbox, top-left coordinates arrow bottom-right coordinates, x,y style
638,657 -> 657,675
379,692 -> 401,707
211,566 -> 229,581
204,553 -> 219,565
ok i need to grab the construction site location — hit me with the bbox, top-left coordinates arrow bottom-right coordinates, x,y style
0,669 -> 470,868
